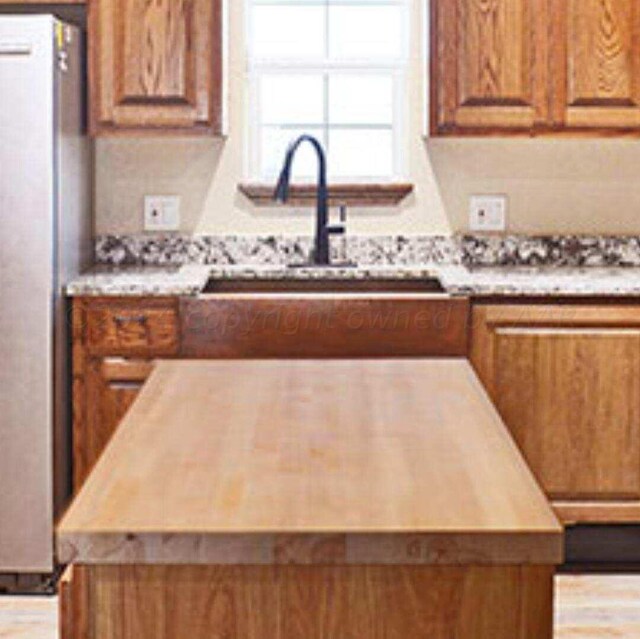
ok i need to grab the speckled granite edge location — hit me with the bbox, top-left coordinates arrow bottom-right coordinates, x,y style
95,234 -> 640,268
460,235 -> 640,267
95,235 -> 459,267
66,263 -> 640,298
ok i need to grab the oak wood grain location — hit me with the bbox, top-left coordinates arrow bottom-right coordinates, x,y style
471,304 -> 640,521
238,183 -> 414,208
72,298 -> 177,490
89,0 -> 225,135
431,0 -> 549,134
84,298 -> 179,357
58,359 -> 561,565
552,0 -> 640,129
81,564 -> 554,639
554,500 -> 640,524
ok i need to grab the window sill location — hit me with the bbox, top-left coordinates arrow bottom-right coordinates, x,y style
238,183 -> 414,208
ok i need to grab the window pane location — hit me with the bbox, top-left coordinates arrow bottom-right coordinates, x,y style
329,128 -> 394,178
252,6 -> 325,59
260,127 -> 325,180
328,6 -> 403,60
329,75 -> 393,125
260,75 -> 324,125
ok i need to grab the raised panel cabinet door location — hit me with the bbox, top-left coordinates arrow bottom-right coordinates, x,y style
89,0 -> 225,134
75,358 -> 153,488
471,305 -> 640,502
431,0 -> 550,134
551,0 -> 640,129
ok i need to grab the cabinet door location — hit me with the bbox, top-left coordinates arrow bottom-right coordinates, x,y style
431,0 -> 550,133
75,358 -> 153,488
471,305 -> 640,504
551,0 -> 640,129
89,0 -> 225,135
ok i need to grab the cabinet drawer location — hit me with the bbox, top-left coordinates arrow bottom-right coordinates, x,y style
85,300 -> 179,355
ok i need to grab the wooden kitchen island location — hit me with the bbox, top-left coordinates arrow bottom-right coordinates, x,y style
58,359 -> 562,639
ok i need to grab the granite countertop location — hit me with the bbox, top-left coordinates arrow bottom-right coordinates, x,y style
65,264 -> 640,298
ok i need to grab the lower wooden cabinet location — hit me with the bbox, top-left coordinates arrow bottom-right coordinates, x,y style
471,304 -> 640,523
78,357 -> 154,487
72,298 -> 178,490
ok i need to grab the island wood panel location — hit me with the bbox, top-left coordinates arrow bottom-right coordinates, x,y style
431,0 -> 550,134
58,359 -> 561,565
72,563 -> 553,639
89,0 -> 225,135
471,304 -> 640,522
549,0 -> 640,129
180,296 -> 470,358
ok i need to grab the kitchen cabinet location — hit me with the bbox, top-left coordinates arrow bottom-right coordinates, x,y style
550,0 -> 640,130
88,0 -> 226,135
72,298 -> 179,488
430,0 -> 640,135
430,0 -> 550,134
471,304 -> 640,523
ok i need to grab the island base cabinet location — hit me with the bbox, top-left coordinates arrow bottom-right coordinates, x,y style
59,566 -> 89,639
64,563 -> 553,639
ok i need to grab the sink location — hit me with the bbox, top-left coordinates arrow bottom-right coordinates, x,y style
201,277 -> 446,295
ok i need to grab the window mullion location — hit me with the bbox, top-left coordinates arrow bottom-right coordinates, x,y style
248,0 -> 407,181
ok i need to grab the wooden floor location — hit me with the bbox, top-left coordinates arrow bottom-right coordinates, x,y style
0,575 -> 639,638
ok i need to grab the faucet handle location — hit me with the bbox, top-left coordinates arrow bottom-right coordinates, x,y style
326,224 -> 345,236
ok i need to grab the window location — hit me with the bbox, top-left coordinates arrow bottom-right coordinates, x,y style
247,0 -> 409,183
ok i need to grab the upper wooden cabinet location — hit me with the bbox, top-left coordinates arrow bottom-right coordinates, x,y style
431,0 -> 550,133
89,0 -> 226,136
552,0 -> 640,129
430,0 -> 640,135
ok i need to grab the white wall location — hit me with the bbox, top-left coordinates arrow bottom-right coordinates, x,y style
95,0 -> 640,237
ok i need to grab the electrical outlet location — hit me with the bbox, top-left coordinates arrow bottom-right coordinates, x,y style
469,195 -> 507,232
144,196 -> 181,232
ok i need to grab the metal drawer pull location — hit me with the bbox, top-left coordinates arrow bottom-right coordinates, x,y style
0,42 -> 32,55
113,314 -> 148,325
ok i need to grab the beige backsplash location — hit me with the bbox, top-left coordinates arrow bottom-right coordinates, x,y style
94,0 -> 640,238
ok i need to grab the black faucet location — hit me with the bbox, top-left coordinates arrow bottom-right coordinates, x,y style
274,134 -> 344,266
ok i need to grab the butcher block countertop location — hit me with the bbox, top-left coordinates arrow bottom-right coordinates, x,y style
58,359 -> 562,566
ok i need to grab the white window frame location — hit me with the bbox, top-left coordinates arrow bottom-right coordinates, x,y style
246,0 -> 410,183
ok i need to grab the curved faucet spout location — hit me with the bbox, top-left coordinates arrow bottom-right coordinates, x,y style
273,134 -> 336,266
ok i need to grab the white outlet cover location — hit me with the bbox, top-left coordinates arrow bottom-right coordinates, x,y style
144,196 -> 181,232
469,195 -> 507,232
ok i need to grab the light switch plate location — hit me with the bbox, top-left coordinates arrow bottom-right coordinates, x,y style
144,196 -> 181,232
469,195 -> 507,232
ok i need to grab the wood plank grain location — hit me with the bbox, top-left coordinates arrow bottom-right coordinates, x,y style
89,0 -> 225,135
83,564 -> 555,639
471,304 -> 640,521
238,183 -> 414,207
562,0 -> 640,128
84,297 -> 179,356
554,500 -> 640,524
58,359 -> 561,565
431,0 -> 549,133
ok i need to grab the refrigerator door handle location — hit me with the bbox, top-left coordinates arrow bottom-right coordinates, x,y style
0,42 -> 32,55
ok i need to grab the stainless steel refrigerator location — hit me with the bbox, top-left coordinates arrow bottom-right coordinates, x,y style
0,15 -> 90,578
